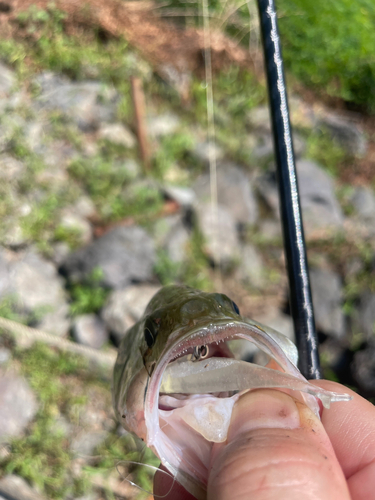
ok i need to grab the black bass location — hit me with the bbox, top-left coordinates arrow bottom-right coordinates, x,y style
112,285 -> 350,499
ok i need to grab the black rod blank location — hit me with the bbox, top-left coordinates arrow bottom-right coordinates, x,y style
256,0 -> 321,379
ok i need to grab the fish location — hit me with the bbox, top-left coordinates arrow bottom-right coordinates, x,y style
112,285 -> 351,500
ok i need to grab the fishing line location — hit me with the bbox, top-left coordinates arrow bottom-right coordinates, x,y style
115,460 -> 177,498
201,0 -> 222,289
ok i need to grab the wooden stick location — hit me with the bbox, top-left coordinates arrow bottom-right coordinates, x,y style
131,76 -> 150,171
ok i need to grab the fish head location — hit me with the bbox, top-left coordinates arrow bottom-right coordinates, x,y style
113,285 -> 349,500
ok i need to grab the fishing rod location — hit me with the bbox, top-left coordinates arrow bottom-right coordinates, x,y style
256,0 -> 321,379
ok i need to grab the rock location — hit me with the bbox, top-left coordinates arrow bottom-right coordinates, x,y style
254,307 -> 295,343
298,160 -> 344,234
51,242 -> 71,267
3,250 -> 71,337
252,133 -> 274,160
74,196 -> 97,220
352,344 -> 375,395
153,212 -> 191,263
164,219 -> 190,263
0,475 -> 44,500
318,112 -> 368,157
98,123 -> 136,148
0,348 -> 10,365
59,210 -> 93,246
0,63 -> 15,95
147,113 -> 180,138
0,155 -> 25,182
23,119 -> 49,153
163,185 -> 196,208
256,161 -> 344,236
71,430 -> 107,457
102,284 -> 160,343
236,244 -> 265,288
351,186 -> 375,222
356,293 -> 375,341
0,249 -> 13,297
310,268 -> 345,339
195,203 -> 240,265
193,141 -> 224,165
35,73 -> 118,131
72,314 -> 109,349
0,375 -> 38,442
193,162 -> 258,226
247,105 -> 271,132
60,226 -> 156,289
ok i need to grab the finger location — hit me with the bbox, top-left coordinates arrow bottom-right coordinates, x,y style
312,380 -> 375,500
208,389 -> 351,500
153,464 -> 196,500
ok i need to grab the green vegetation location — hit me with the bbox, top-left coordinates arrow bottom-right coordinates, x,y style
69,268 -> 109,316
278,0 -> 375,112
305,128 -> 347,177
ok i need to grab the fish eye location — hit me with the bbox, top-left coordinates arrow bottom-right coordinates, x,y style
232,301 -> 240,315
144,317 -> 159,348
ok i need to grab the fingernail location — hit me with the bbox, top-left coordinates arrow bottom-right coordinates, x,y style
228,390 -> 301,441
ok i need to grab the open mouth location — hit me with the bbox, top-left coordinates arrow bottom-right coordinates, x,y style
144,323 -> 350,500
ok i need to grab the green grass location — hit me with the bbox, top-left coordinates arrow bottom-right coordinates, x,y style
277,0 -> 375,112
68,268 -> 109,316
305,128 -> 347,177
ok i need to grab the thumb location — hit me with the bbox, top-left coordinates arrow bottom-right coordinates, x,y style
208,389 -> 351,500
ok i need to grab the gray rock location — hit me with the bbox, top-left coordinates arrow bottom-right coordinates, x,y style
98,123 -> 136,148
35,74 -> 118,131
61,226 -> 156,289
147,113 -> 180,138
356,293 -> 375,341
163,185 -> 196,208
236,244 -> 264,288
0,348 -> 10,365
352,344 -> 375,395
193,141 -> 224,165
0,375 -> 38,442
74,196 -> 97,220
196,203 -> 240,265
2,250 -> 70,337
0,63 -> 15,95
0,155 -> 25,182
194,162 -> 258,226
59,210 -> 93,246
165,219 -> 190,263
252,133 -> 274,160
310,268 -> 345,339
247,105 -> 271,132
0,475 -> 44,500
297,160 -> 344,234
293,133 -> 307,159
256,161 -> 344,236
318,112 -> 367,157
102,284 -> 160,343
72,314 -> 108,349
71,430 -> 107,457
254,308 -> 295,343
351,186 -> 375,222
51,242 -> 71,267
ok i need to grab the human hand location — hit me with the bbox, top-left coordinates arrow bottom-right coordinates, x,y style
154,381 -> 375,500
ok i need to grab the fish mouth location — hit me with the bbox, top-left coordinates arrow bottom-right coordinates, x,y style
144,321 -> 350,500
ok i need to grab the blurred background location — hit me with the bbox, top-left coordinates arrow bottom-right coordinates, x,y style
0,0 -> 375,498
